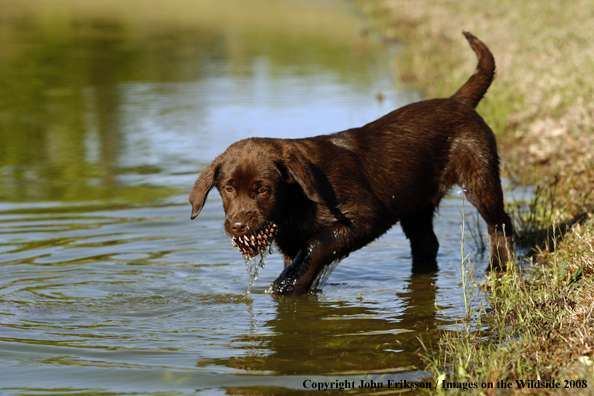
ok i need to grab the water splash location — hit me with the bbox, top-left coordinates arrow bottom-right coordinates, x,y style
243,244 -> 274,295
310,258 -> 342,291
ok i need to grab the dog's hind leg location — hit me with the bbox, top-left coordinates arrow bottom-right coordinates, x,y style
400,205 -> 439,273
462,173 -> 514,270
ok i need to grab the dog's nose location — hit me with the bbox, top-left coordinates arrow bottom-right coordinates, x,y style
231,220 -> 248,236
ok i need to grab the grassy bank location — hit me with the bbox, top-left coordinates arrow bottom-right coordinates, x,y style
353,0 -> 594,392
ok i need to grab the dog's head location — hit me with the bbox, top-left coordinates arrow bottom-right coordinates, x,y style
189,138 -> 325,257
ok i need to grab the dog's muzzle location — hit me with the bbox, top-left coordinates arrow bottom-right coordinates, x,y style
231,223 -> 278,257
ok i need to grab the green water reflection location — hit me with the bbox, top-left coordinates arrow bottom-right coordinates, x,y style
0,0 -> 383,203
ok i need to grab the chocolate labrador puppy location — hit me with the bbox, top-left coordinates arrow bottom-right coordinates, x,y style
190,32 -> 514,295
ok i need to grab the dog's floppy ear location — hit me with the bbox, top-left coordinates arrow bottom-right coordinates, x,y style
189,159 -> 220,220
280,145 -> 326,205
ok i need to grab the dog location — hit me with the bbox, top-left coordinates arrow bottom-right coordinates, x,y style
189,32 -> 514,295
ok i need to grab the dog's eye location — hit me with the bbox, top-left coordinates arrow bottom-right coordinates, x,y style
256,187 -> 268,194
225,186 -> 234,193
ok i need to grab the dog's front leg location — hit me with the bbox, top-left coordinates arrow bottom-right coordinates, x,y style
269,223 -> 349,295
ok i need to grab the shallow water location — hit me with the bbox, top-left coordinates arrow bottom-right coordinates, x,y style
1,0 -> 499,393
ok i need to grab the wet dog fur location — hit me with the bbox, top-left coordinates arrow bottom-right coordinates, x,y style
189,32 -> 514,295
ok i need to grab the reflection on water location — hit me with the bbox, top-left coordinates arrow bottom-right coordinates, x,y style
0,0 -> 408,203
0,0 -> 492,394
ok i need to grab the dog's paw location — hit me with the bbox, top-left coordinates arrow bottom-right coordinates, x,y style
266,278 -> 300,295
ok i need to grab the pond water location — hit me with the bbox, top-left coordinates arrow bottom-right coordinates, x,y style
0,0 -> 499,394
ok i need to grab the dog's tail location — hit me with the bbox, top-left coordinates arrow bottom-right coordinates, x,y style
450,32 -> 495,108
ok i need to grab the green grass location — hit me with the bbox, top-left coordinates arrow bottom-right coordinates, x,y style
418,214 -> 594,394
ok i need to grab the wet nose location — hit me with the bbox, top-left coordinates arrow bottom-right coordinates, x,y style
231,220 -> 248,236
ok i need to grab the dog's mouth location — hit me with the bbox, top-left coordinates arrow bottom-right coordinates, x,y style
231,223 -> 278,257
